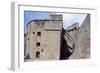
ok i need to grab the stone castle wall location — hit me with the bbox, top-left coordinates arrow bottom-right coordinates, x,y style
25,15 -> 63,60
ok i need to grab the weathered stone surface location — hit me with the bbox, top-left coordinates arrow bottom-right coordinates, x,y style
68,14 -> 90,59
78,14 -> 90,59
25,15 -> 63,60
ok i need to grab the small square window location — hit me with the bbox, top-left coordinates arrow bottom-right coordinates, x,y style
33,32 -> 35,34
37,32 -> 41,36
36,42 -> 40,47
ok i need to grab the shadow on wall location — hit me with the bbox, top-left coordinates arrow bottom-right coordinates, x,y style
60,28 -> 74,60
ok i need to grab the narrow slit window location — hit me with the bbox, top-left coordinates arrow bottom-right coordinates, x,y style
41,49 -> 43,52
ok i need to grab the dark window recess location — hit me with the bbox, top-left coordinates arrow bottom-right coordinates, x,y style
33,32 -> 35,34
36,42 -> 40,47
41,49 -> 43,52
74,27 -> 77,30
37,32 -> 41,36
36,51 -> 40,58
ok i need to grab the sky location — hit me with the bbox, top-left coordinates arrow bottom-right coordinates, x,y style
24,11 -> 87,33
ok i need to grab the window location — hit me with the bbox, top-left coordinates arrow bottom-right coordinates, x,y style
41,49 -> 43,52
36,51 -> 40,58
33,32 -> 35,34
37,32 -> 41,36
74,27 -> 77,30
36,42 -> 40,47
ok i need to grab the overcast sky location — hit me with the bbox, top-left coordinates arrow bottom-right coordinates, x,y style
24,11 -> 87,33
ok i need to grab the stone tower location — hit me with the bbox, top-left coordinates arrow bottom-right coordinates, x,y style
25,15 -> 63,61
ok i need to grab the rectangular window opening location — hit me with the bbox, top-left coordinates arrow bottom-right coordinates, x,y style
37,32 -> 41,36
36,51 -> 40,58
36,42 -> 40,47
